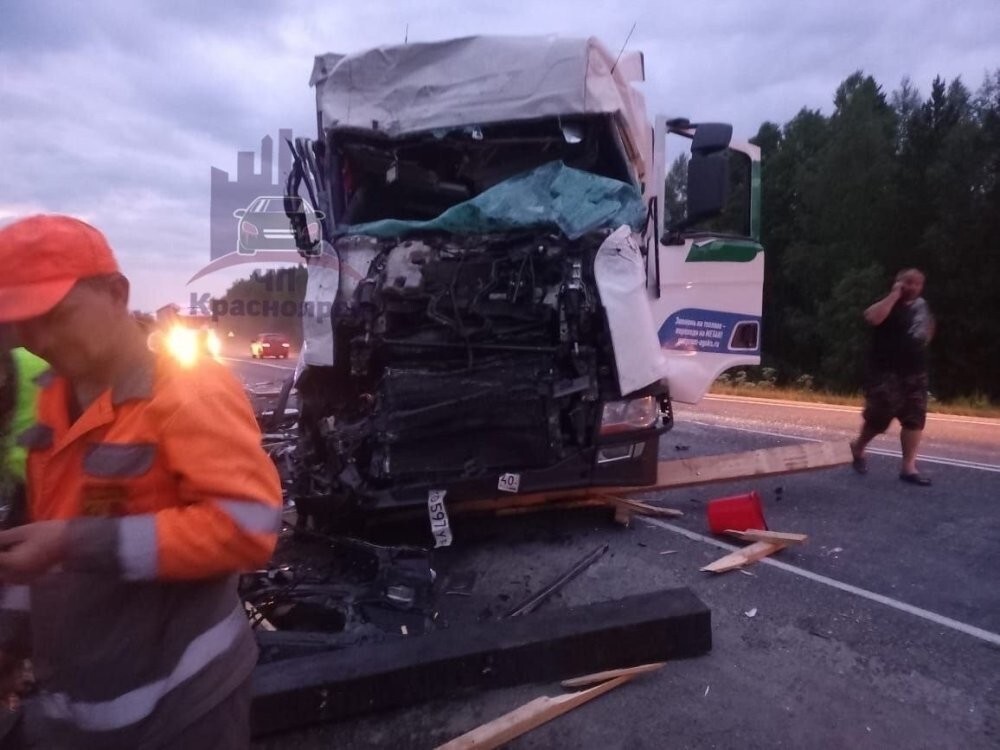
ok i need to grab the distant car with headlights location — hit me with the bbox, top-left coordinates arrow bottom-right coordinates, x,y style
251,332 -> 292,359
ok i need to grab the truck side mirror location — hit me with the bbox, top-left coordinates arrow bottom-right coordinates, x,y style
691,123 -> 733,155
685,152 -> 728,226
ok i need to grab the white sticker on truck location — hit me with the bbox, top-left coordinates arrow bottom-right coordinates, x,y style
497,473 -> 521,493
427,489 -> 453,548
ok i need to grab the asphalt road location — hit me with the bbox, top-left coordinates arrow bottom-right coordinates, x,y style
225,360 -> 1000,750
691,393 -> 1000,468
224,353 -> 297,386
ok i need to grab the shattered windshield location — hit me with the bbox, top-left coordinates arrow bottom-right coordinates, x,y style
328,115 -> 640,235
339,161 -> 645,240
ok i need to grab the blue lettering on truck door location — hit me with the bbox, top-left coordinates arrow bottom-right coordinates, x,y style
659,308 -> 762,355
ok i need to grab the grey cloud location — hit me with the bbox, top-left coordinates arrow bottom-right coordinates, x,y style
0,0 -> 284,55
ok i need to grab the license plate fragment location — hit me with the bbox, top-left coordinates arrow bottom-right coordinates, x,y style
427,489 -> 453,548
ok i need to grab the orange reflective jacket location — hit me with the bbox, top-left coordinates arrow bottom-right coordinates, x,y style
9,348 -> 281,745
23,350 -> 281,579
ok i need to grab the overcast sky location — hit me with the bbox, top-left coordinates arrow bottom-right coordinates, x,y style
1,0 -> 998,311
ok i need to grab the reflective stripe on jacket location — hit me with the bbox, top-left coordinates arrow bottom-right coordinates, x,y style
13,348 -> 281,747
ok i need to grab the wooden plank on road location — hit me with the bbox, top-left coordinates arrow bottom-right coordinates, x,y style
436,675 -> 634,750
726,529 -> 808,545
560,661 -> 666,689
701,541 -> 786,573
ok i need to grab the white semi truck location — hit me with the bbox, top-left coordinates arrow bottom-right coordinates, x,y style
281,35 -> 764,522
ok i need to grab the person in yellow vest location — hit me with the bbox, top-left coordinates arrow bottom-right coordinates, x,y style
0,342 -> 48,739
0,348 -> 49,494
1,344 -> 48,526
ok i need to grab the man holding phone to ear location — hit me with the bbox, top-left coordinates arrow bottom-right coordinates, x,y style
850,268 -> 935,486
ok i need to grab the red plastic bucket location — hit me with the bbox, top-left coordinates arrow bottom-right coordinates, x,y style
706,491 -> 768,534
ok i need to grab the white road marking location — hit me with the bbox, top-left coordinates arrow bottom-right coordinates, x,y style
642,518 -> 1000,648
703,394 -> 1000,428
685,420 -> 1000,474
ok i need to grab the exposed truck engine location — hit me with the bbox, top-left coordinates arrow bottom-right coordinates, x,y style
281,35 -> 764,526
294,230 -> 669,518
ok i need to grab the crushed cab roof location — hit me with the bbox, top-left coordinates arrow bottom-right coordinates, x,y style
310,35 -> 650,177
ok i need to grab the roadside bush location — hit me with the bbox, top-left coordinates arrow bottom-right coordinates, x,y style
795,374 -> 815,391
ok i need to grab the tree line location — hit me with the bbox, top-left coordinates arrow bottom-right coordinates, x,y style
749,70 -> 1000,402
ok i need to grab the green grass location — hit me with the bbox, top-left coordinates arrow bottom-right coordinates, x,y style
709,383 -> 1000,419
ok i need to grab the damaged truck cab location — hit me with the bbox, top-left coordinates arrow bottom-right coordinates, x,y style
285,35 -> 763,522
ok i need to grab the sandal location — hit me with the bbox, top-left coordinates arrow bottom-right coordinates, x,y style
899,473 -> 932,486
849,442 -> 868,475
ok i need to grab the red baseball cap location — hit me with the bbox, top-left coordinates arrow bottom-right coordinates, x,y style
0,215 -> 121,322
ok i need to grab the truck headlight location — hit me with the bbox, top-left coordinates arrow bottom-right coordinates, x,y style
599,396 -> 659,435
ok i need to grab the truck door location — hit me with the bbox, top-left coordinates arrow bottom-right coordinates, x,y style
647,117 -> 765,404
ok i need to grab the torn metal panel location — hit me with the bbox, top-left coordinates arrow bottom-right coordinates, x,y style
594,225 -> 671,395
301,258 -> 338,367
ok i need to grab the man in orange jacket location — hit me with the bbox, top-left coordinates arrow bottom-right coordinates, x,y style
0,215 -> 282,748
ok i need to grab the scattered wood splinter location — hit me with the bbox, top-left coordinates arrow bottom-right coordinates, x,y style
436,667 -> 656,750
561,661 -> 666,689
725,529 -> 808,545
701,528 -> 808,574
602,495 -> 684,518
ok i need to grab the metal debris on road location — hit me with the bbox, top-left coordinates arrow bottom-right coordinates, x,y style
504,543 -> 609,618
744,608 -> 758,618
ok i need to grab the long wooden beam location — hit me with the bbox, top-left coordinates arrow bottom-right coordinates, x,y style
372,441 -> 851,525
467,440 -> 852,512
645,440 -> 852,492
251,588 -> 711,736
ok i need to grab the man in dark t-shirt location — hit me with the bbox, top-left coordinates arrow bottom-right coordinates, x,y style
850,268 -> 935,485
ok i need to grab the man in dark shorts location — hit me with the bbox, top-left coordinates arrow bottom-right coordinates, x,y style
850,268 -> 935,485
